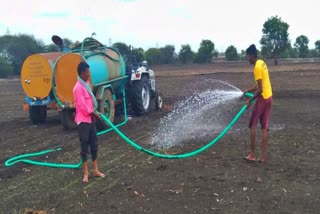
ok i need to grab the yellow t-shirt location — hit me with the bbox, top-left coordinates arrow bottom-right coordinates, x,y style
254,59 -> 272,99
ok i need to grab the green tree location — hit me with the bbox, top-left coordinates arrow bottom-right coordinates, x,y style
314,40 -> 320,54
240,50 -> 247,60
178,44 -> 194,64
159,45 -> 175,64
308,49 -> 319,58
260,16 -> 290,65
128,46 -> 145,64
63,38 -> 73,49
294,35 -> 309,58
225,45 -> 239,61
194,39 -> 215,63
279,48 -> 290,58
112,43 -> 145,65
0,56 -> 14,78
145,48 -> 161,65
0,35 -> 12,60
112,42 -> 130,60
213,50 -> 219,58
0,34 -> 45,74
45,43 -> 59,52
288,46 -> 299,58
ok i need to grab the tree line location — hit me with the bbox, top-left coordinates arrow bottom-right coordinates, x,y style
1,15 -> 320,77
0,34 -> 74,77
113,39 -> 218,66
0,33 -> 218,77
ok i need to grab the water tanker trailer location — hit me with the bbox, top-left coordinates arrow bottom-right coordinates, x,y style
21,35 -> 162,129
21,52 -> 63,123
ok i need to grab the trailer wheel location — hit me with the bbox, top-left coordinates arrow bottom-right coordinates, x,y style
60,109 -> 77,130
97,89 -> 115,130
129,75 -> 151,115
29,106 -> 47,124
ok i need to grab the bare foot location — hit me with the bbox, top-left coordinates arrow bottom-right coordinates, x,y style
82,174 -> 89,183
243,154 -> 256,161
94,171 -> 105,178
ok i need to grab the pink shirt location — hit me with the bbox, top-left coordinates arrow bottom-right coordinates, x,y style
73,80 -> 94,124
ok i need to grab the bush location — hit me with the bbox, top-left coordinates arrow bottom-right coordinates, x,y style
309,49 -> 319,58
0,57 -> 14,78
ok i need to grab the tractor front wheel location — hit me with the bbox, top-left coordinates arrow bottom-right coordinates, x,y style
155,91 -> 163,111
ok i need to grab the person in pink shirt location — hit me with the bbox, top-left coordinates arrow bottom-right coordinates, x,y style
73,61 -> 105,183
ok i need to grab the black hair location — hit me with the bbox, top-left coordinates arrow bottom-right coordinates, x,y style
246,44 -> 258,58
77,61 -> 89,76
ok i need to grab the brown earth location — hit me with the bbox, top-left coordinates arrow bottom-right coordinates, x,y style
0,62 -> 319,214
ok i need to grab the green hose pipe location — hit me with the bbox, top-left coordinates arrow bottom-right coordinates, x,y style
97,87 -> 128,136
51,54 -> 67,108
4,87 -> 126,168
98,92 -> 254,159
244,92 -> 254,98
5,92 -> 254,167
5,148 -> 82,168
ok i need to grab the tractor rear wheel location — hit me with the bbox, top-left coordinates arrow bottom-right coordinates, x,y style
29,105 -> 47,124
129,76 -> 151,115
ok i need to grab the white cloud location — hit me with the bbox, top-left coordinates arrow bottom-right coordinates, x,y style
1,0 -> 319,52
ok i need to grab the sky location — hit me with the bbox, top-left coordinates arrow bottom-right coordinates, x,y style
1,0 -> 319,52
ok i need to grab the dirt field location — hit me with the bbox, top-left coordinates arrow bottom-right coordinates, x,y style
0,62 -> 320,214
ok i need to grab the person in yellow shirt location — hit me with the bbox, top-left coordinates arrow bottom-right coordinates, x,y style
244,44 -> 272,163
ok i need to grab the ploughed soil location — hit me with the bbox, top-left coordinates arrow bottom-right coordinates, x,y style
0,61 -> 319,214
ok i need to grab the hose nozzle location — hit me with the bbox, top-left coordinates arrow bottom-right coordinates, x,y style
244,92 -> 254,98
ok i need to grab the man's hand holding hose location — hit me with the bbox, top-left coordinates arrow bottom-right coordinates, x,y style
92,111 -> 102,121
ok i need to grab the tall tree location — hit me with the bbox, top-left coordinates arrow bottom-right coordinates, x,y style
128,46 -> 145,64
294,35 -> 309,58
260,16 -> 289,65
194,39 -> 215,63
179,44 -> 194,64
0,35 -> 13,60
288,45 -> 299,58
63,38 -> 73,49
45,43 -> 59,52
240,50 -> 247,60
159,45 -> 175,64
112,42 -> 130,59
0,34 -> 45,74
0,56 -> 13,78
145,48 -> 161,65
309,49 -> 319,58
315,40 -> 320,54
213,50 -> 219,58
112,43 -> 145,65
225,45 -> 239,61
